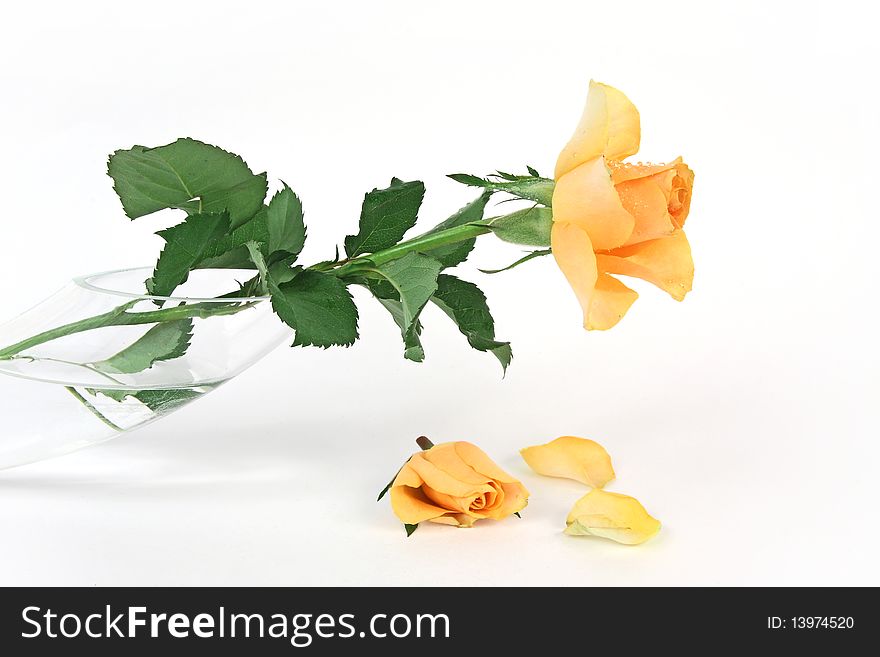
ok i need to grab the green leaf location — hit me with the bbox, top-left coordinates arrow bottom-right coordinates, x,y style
149,212 -> 231,297
368,253 -> 442,333
487,206 -> 553,247
108,138 -> 268,228
344,178 -> 425,257
364,279 -> 425,362
404,523 -> 419,537
375,295 -> 425,362
266,184 -> 306,261
447,173 -> 486,187
268,268 -> 359,348
448,172 -> 554,207
245,241 -> 269,294
526,165 -> 540,177
196,207 -> 270,269
91,388 -> 202,413
431,274 -> 512,373
92,319 -> 193,374
420,192 -> 492,268
479,249 -> 551,275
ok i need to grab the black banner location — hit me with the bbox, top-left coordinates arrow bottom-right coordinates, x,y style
0,587 -> 870,654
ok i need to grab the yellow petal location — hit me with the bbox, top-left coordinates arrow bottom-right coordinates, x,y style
389,481 -> 452,524
609,157 -> 681,185
454,441 -> 521,484
553,157 -> 635,251
615,169 -> 678,245
669,162 -> 695,229
406,451 -> 490,499
495,481 -> 529,518
551,222 -> 598,328
423,442 -> 495,486
555,80 -> 641,179
586,273 -> 638,330
520,436 -> 615,487
565,489 -> 661,545
596,231 -> 694,301
429,514 -> 478,527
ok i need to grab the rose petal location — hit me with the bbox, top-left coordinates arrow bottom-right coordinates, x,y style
389,481 -> 452,524
564,489 -> 661,545
454,441 -> 521,484
615,170 -> 679,245
429,514 -> 478,527
551,222 -> 599,328
609,157 -> 681,185
586,273 -> 638,330
406,451 -> 492,499
555,80 -> 641,179
597,231 -> 694,301
423,442 -> 495,486
520,436 -> 615,488
553,157 -> 636,251
669,162 -> 695,229
493,481 -> 529,518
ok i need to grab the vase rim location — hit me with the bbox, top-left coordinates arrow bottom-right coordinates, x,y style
73,267 -> 272,303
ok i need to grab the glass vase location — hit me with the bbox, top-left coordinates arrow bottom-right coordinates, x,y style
0,267 -> 290,470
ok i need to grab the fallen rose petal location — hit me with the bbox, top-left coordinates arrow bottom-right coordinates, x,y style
520,436 -> 615,488
564,489 -> 661,545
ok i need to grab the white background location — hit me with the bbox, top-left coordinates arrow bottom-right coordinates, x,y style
0,0 -> 877,586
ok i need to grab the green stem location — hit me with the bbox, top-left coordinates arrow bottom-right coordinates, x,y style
0,220 -> 493,361
0,300 -> 256,361
65,387 -> 124,432
329,223 -> 492,279
10,355 -> 124,384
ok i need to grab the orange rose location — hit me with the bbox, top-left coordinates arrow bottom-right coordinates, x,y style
552,81 -> 695,329
390,441 -> 529,528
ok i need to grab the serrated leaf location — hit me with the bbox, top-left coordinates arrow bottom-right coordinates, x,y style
150,212 -> 231,297
92,319 -> 193,374
431,274 -> 512,373
266,184 -> 306,261
268,269 -> 359,348
344,178 -> 425,257
108,138 -> 268,227
420,192 -> 492,268
368,253 -> 442,332
196,206 -> 270,269
487,206 -> 553,247
91,388 -> 202,413
364,279 -> 425,362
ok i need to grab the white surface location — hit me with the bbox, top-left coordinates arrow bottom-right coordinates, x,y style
0,0 -> 877,586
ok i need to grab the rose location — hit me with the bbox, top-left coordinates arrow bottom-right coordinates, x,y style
390,441 -> 529,528
551,81 -> 696,329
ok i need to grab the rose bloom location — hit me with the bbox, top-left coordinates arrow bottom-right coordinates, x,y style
552,81 -> 695,329
390,441 -> 529,527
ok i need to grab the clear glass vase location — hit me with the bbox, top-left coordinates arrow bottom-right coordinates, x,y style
0,267 -> 290,470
